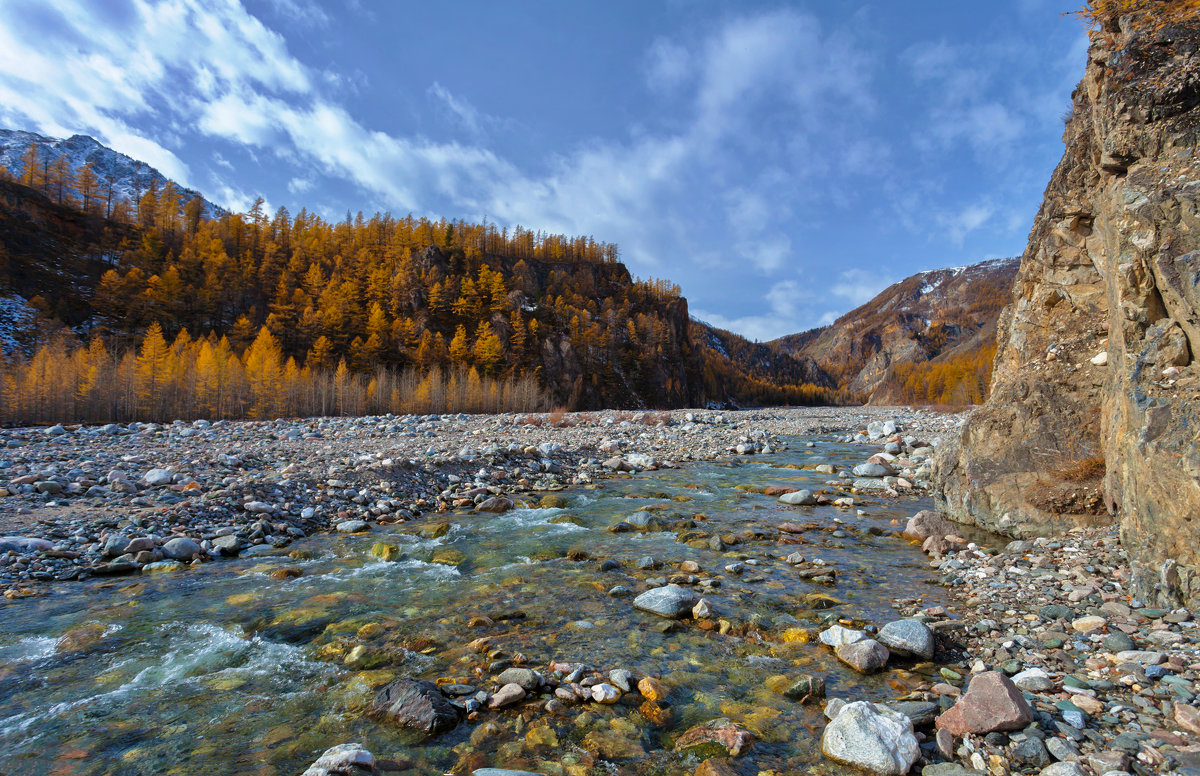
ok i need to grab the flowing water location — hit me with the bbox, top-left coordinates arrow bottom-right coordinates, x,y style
0,436 -> 986,776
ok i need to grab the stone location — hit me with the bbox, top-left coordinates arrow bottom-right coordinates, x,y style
212,534 -> 241,555
1103,632 -> 1135,652
633,584 -> 699,619
820,701 -> 920,776
161,537 -> 200,560
878,618 -> 935,660
1037,764 -> 1087,776
673,719 -> 753,758
1175,702 -> 1200,734
337,520 -> 370,533
638,676 -> 668,702
591,683 -> 621,703
487,683 -> 526,709
819,624 -> 866,648
1011,668 -> 1055,692
904,510 -> 953,540
835,639 -> 890,674
778,489 -> 817,506
935,672 -> 1036,735
301,743 -> 377,776
475,497 -> 514,513
854,462 -> 894,478
473,771 -> 544,776
370,678 -> 459,734
495,667 -> 540,691
143,468 -> 174,486
1071,615 -> 1106,633
781,674 -> 826,702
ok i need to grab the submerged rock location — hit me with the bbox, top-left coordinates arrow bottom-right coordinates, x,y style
633,584 -> 698,619
673,718 -> 753,758
301,743 -> 378,776
835,639 -> 890,674
370,678 -> 459,735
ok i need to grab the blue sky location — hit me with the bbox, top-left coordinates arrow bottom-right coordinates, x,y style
0,0 -> 1089,340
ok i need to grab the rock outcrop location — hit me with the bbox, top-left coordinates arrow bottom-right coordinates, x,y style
936,5 -> 1200,608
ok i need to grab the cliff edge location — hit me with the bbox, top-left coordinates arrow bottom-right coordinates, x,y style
935,4 -> 1200,609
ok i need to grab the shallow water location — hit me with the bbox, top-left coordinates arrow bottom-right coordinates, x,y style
0,436 -> 987,776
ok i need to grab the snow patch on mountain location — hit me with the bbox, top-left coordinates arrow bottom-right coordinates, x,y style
0,129 -> 224,217
0,295 -> 36,355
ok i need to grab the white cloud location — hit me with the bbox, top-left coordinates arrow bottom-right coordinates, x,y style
428,82 -> 483,136
937,201 -> 995,245
645,37 -> 691,92
832,268 -> 895,307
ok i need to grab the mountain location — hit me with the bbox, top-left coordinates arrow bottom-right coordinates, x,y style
0,150 -> 840,412
772,257 -> 1020,404
0,129 -> 224,218
934,4 -> 1200,609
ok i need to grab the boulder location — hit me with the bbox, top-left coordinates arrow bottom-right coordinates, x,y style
903,510 -> 953,540
853,462 -> 894,478
161,537 -> 201,560
370,678 -> 459,734
819,624 -> 866,648
143,468 -> 174,486
301,743 -> 377,776
337,520 -> 370,533
475,497 -> 514,513
877,619 -> 935,660
835,639 -> 890,674
820,701 -> 920,776
779,489 -> 817,506
0,536 -> 53,553
633,584 -> 699,619
935,671 -> 1035,735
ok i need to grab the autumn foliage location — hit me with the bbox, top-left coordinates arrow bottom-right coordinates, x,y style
1071,0 -> 1200,30
0,324 -> 542,425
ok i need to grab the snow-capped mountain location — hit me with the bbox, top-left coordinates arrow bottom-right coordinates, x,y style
0,129 -> 224,217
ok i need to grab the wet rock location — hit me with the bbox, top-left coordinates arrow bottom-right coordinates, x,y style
820,701 -> 920,776
495,667 -> 540,691
301,743 -> 378,776
903,510 -> 952,540
472,771 -> 543,776
835,639 -> 890,674
591,683 -> 621,703
487,683 -> 526,709
779,489 -> 817,506
674,719 -> 753,758
370,678 -> 459,735
819,624 -> 866,648
633,584 -> 698,619
475,497 -> 514,513
337,520 -> 370,533
781,674 -> 826,703
877,618 -> 935,660
369,542 -> 399,562
854,462 -> 894,478
935,672 -> 1035,736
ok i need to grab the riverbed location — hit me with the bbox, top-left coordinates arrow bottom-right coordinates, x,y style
0,433 -> 980,776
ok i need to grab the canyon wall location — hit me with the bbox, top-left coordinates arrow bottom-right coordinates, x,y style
936,8 -> 1200,608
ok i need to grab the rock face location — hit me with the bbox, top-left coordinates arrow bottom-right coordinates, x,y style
821,701 -> 920,776
935,8 -> 1200,608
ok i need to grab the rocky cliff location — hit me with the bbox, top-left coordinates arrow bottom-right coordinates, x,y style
936,5 -> 1200,609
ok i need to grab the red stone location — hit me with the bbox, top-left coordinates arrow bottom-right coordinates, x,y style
935,671 -> 1035,735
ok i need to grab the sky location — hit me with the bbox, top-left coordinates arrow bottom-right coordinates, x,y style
0,0 -> 1090,341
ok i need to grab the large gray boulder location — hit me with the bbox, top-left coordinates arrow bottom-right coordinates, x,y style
633,584 -> 699,619
779,489 -> 817,506
301,743 -> 378,776
821,701 -> 920,775
878,619 -> 935,660
161,537 -> 201,560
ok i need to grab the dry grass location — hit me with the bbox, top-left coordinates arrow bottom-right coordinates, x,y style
1055,455 -> 1107,482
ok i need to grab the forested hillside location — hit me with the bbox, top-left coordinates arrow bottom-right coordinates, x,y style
0,136 -> 840,421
